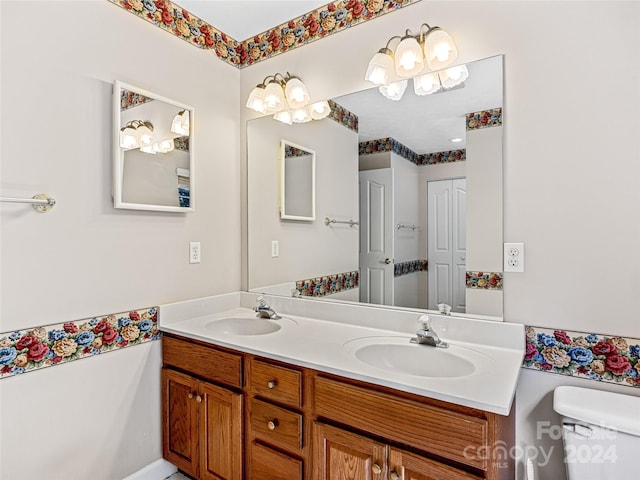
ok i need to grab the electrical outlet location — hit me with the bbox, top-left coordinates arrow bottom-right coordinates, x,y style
271,240 -> 279,258
189,242 -> 201,264
504,242 -> 524,272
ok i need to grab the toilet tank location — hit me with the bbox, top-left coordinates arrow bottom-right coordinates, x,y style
553,386 -> 640,479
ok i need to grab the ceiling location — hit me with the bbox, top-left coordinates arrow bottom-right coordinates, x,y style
177,1 -> 329,40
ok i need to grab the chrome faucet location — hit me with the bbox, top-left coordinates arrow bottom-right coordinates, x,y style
253,296 -> 281,319
411,315 -> 448,348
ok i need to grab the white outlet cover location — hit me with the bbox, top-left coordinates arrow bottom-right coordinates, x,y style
504,242 -> 524,272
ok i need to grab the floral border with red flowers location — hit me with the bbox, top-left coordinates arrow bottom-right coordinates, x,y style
108,0 -> 420,68
359,137 -> 466,166
296,270 -> 359,297
328,100 -> 359,132
121,88 -> 154,110
523,326 -> 640,388
466,271 -> 503,290
0,307 -> 159,379
466,108 -> 503,130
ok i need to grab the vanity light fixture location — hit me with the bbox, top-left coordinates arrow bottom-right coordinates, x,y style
246,72 -> 311,114
171,110 -> 190,135
140,138 -> 175,154
119,120 -> 154,149
366,23 -> 465,101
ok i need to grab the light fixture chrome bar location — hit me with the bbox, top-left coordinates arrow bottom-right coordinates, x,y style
0,194 -> 56,212
397,224 -> 418,230
324,217 -> 358,227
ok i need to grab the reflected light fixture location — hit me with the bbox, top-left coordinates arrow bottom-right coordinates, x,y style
140,138 -> 175,154
273,100 -> 331,125
171,110 -> 190,135
365,22 -> 463,101
119,120 -> 154,149
246,72 -> 311,115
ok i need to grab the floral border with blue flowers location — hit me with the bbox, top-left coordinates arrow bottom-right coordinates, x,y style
466,271 -> 503,290
523,326 -> 640,388
328,100 -> 358,132
108,0 -> 420,68
0,307 -> 160,379
394,259 -> 427,277
121,88 -> 154,110
359,138 -> 466,166
296,270 -> 359,297
466,108 -> 502,130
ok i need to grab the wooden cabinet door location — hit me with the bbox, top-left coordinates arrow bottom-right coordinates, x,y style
162,368 -> 199,477
313,422 -> 388,480
389,448 -> 483,480
199,381 -> 243,480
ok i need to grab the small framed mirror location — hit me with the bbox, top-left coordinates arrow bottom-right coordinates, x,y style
113,81 -> 194,212
280,140 -> 316,221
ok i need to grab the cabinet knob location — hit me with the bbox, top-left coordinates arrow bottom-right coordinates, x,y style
267,420 -> 278,431
267,380 -> 277,389
196,395 -> 202,403
187,392 -> 194,399
371,464 -> 382,475
390,471 -> 400,480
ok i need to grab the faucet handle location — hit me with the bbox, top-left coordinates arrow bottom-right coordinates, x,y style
256,295 -> 268,307
417,314 -> 431,331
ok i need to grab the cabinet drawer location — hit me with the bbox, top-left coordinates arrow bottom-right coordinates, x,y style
163,335 -> 243,388
250,442 -> 303,480
250,359 -> 302,407
314,376 -> 488,470
250,398 -> 303,452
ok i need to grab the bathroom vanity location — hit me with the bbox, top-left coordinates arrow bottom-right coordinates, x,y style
160,293 -> 523,480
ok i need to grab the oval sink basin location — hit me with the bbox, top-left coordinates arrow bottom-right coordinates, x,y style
204,316 -> 297,336
343,336 -> 490,378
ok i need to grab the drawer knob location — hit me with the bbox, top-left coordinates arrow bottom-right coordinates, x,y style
187,392 -> 194,400
196,395 -> 202,403
267,420 -> 278,431
390,471 -> 400,480
267,380 -> 277,389
371,464 -> 382,475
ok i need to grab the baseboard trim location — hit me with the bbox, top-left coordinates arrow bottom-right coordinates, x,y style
122,459 -> 177,480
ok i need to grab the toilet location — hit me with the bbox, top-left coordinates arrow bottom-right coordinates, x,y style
553,385 -> 640,478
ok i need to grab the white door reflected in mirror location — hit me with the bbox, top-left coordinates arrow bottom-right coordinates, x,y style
113,81 -> 195,212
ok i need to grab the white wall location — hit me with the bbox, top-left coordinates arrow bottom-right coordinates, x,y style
0,1 -> 241,478
247,114 -> 358,288
240,2 -> 640,479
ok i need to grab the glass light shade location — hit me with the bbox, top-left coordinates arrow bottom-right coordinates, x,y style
413,72 -> 441,95
171,111 -> 189,135
273,110 -> 293,125
140,144 -> 158,154
394,37 -> 424,78
309,100 -> 331,120
136,123 -> 154,146
119,126 -> 138,149
157,139 -> 175,153
291,107 -> 311,123
438,64 -> 469,89
364,48 -> 394,85
423,28 -> 458,70
284,77 -> 310,109
246,85 -> 266,113
379,80 -> 408,101
263,81 -> 286,113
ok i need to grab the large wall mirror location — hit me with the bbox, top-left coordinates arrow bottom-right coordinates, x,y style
113,81 -> 195,212
247,55 -> 504,318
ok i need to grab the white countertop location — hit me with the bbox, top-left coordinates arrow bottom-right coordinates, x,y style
160,292 -> 525,415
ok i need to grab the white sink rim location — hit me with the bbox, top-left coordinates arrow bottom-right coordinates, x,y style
203,315 -> 297,336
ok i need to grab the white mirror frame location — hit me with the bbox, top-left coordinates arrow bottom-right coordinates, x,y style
279,139 -> 316,221
112,81 -> 195,213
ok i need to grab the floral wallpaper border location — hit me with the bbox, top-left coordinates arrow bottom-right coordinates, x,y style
296,270 -> 359,297
394,259 -> 427,277
0,307 -> 160,379
359,137 -> 466,166
466,108 -> 503,130
466,271 -> 503,290
523,326 -> 640,388
108,0 -> 420,68
121,88 -> 153,110
328,100 -> 359,132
